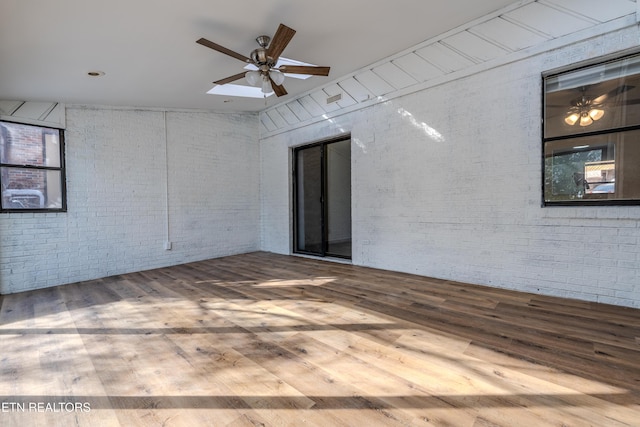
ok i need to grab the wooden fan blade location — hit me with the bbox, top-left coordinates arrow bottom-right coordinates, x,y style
196,38 -> 251,63
270,77 -> 288,97
267,24 -> 296,62
278,65 -> 330,76
593,94 -> 608,104
602,84 -> 634,102
213,72 -> 247,85
588,84 -> 634,104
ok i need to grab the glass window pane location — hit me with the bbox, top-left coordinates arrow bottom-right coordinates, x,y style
326,139 -> 351,258
44,132 -> 61,167
295,146 -> 323,254
1,167 -> 63,209
544,129 -> 640,203
545,54 -> 640,138
0,122 -> 60,167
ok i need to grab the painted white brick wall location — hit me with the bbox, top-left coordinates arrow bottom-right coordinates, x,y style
259,136 -> 291,254
259,27 -> 640,308
0,107 -> 259,294
166,111 -> 260,260
2,26 -> 638,309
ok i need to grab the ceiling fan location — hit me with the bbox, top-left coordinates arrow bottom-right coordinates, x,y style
563,84 -> 634,127
197,23 -> 330,97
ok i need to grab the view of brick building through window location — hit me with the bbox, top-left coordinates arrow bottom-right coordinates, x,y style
0,121 -> 64,210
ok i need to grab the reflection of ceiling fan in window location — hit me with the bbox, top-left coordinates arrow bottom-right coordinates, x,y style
564,85 -> 633,127
196,23 -> 330,97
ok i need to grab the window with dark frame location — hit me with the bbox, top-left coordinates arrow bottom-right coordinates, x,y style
0,121 -> 66,212
543,52 -> 640,205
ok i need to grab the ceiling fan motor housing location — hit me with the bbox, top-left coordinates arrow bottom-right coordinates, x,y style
251,47 -> 275,68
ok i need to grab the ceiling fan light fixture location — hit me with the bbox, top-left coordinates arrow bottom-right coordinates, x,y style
270,70 -> 285,86
564,106 -> 605,127
245,70 -> 261,86
565,113 -> 580,126
579,114 -> 593,127
589,108 -> 604,121
261,76 -> 273,94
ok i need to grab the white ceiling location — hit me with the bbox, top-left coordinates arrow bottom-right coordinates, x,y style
0,0 -> 519,112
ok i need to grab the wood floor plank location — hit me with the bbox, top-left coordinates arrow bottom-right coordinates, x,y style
1,251 -> 639,426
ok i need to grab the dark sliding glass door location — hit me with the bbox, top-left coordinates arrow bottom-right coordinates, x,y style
295,145 -> 324,254
294,138 -> 351,259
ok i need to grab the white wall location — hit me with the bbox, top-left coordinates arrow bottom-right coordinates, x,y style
1,17 -> 638,309
0,106 -> 259,294
259,27 -> 640,308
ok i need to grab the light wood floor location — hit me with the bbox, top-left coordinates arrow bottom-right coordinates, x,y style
1,252 -> 639,426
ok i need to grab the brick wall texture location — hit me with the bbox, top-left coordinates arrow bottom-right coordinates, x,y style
1,123 -> 48,193
259,26 -> 640,308
2,26 -> 639,308
1,108 -> 259,293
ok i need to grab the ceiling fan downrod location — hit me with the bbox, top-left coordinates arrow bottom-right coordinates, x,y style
250,35 -> 276,68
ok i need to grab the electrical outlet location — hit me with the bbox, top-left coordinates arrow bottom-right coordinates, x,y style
164,241 -> 172,250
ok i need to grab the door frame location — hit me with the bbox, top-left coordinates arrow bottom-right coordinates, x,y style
292,135 -> 351,259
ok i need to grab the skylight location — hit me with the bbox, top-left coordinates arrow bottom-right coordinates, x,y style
207,84 -> 274,98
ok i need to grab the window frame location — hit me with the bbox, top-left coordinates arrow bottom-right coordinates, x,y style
542,49 -> 640,206
0,120 -> 67,213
